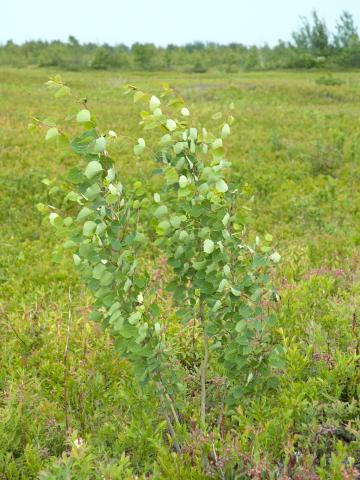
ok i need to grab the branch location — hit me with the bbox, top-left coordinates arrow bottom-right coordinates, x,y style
199,301 -> 209,428
64,287 -> 72,433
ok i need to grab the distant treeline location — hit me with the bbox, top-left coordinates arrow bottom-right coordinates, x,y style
2,11 -> 360,71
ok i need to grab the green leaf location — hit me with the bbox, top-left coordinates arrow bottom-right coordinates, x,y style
156,220 -> 171,235
54,85 -> 70,98
212,112 -> 222,120
154,205 -> 168,218
77,207 -> 93,222
222,212 -> 230,226
160,134 -> 172,146
85,160 -> 103,179
134,90 -> 145,103
179,175 -> 188,188
235,320 -> 246,333
149,95 -> 161,111
134,138 -> 145,156
212,138 -> 223,149
231,287 -> 241,296
73,254 -> 81,266
239,305 -> 252,318
93,263 -> 106,279
218,278 -> 228,292
76,109 -> 91,123
67,167 -> 85,184
45,127 -> 59,141
165,167 -> 178,186
129,311 -> 142,325
64,191 -> 82,204
221,123 -> 231,138
203,239 -> 215,254
85,183 -> 101,200
124,278 -> 132,292
100,270 -> 113,287
174,142 -> 185,154
179,230 -> 189,242
166,119 -> 177,131
70,129 -> 97,155
94,137 -> 106,153
83,220 -> 97,236
49,212 -> 61,227
189,128 -> 197,140
270,252 -> 281,263
216,179 -> 228,193
170,215 -> 183,228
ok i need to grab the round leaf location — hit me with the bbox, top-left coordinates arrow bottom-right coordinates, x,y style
216,179 -> 228,193
85,160 -> 103,179
149,95 -> 161,111
179,175 -> 188,188
76,109 -> 91,123
45,127 -> 59,141
94,137 -> 106,153
203,239 -> 215,254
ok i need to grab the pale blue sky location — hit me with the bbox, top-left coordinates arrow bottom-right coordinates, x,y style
2,0 -> 359,46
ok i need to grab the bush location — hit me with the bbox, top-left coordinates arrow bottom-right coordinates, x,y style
31,75 -> 283,471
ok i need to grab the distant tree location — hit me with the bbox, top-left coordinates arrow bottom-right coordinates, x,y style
68,35 -> 80,46
90,47 -> 112,69
292,10 -> 330,56
334,11 -> 359,49
131,43 -> 157,70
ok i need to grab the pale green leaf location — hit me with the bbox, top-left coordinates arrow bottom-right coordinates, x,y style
149,95 -> 161,111
83,220 -> 97,236
270,252 -> 281,263
134,138 -> 145,156
203,239 -> 215,254
85,160 -> 103,179
216,179 -> 228,193
221,123 -> 231,138
76,207 -> 92,222
76,109 -> 91,123
166,119 -> 177,131
45,127 -> 59,141
94,137 -> 106,153
154,205 -> 168,218
179,175 -> 188,188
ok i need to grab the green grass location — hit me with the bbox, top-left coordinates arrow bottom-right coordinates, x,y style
0,67 -> 359,479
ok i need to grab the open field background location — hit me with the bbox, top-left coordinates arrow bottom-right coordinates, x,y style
0,68 -> 360,478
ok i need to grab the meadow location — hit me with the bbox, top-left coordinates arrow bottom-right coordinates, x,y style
0,68 -> 359,479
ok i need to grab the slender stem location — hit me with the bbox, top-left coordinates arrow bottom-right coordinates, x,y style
199,301 -> 209,428
64,287 -> 72,433
156,382 -> 181,453
217,381 -> 227,438
159,376 -> 180,425
166,392 -> 180,426
6,316 -> 28,348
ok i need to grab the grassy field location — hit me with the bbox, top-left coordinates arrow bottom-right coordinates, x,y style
1,68 -> 360,479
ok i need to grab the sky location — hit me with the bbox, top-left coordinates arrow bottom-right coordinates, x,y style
2,0 -> 360,47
